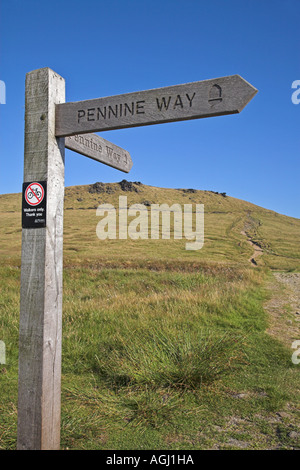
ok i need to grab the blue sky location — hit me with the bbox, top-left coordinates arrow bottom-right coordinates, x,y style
0,0 -> 299,218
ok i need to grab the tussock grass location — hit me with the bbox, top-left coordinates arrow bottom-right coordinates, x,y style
95,328 -> 246,390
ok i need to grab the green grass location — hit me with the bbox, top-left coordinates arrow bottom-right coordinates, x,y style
1,264 -> 299,450
0,182 -> 300,450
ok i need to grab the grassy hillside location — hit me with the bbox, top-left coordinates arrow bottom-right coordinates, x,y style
1,180 -> 300,270
0,181 -> 299,450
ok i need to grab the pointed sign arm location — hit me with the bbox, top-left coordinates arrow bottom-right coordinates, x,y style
65,133 -> 133,173
55,75 -> 257,138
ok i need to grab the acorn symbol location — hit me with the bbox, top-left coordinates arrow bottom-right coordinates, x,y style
208,84 -> 222,106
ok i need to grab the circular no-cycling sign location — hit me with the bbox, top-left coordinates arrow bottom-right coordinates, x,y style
24,182 -> 45,206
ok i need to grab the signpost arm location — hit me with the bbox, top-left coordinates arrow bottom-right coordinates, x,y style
17,68 -> 65,450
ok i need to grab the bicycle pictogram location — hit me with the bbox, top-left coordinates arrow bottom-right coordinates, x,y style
27,188 -> 42,199
24,182 -> 45,206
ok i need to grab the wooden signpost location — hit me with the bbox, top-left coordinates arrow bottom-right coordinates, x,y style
18,68 -> 257,450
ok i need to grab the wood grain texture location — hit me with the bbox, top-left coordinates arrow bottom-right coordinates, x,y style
65,133 -> 133,173
55,75 -> 257,137
17,68 -> 65,450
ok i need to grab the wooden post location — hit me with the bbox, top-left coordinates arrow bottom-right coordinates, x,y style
17,68 -> 65,450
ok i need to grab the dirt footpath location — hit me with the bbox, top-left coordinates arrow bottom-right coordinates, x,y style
240,229 -> 264,266
265,272 -> 300,347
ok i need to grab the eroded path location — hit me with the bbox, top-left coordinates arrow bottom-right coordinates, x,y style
265,272 -> 300,347
241,229 -> 264,266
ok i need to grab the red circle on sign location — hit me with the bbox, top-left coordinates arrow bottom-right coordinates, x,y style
25,183 -> 44,206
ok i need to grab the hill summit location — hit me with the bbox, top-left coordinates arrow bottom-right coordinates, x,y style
0,180 -> 299,271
